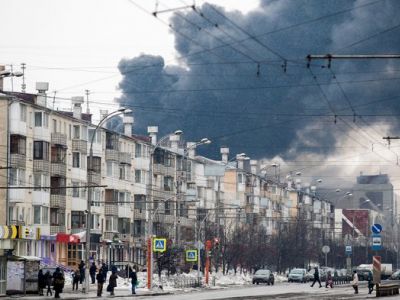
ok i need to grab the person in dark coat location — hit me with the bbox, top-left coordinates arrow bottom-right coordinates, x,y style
78,260 -> 85,284
367,270 -> 374,294
96,269 -> 105,297
129,268 -> 138,295
38,269 -> 46,295
310,267 -> 322,288
52,267 -> 65,299
101,263 -> 108,281
72,268 -> 80,291
108,271 -> 118,296
90,262 -> 97,284
44,270 -> 53,296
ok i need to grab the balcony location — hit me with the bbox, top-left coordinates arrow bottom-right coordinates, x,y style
103,231 -> 119,242
10,153 -> 26,169
50,225 -> 66,235
164,215 -> 175,224
104,204 -> 118,216
33,160 -> 50,173
118,205 -> 132,219
119,152 -> 131,164
51,162 -> 66,177
51,132 -> 67,147
152,189 -> 174,200
88,171 -> 101,185
179,217 -> 194,227
50,194 -> 66,209
9,189 -> 25,203
153,164 -> 175,175
105,149 -> 119,161
153,214 -> 165,223
133,209 -> 146,220
72,139 -> 87,153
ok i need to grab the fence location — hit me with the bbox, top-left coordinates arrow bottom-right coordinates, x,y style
173,277 -> 201,289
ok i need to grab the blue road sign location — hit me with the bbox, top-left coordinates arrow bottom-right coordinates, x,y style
371,224 -> 383,234
372,233 -> 382,251
186,250 -> 198,262
345,245 -> 352,255
153,238 -> 166,252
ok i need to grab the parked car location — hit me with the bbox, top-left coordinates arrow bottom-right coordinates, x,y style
252,269 -> 275,285
390,270 -> 400,280
288,268 -> 308,283
356,267 -> 372,281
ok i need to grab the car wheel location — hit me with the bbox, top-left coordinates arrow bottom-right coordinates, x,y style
256,281 -> 259,285
252,280 -> 255,284
267,282 -> 270,285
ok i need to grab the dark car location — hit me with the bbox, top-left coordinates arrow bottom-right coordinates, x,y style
356,267 -> 371,281
252,269 -> 275,285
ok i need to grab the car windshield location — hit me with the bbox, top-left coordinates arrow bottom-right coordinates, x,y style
291,269 -> 304,274
255,270 -> 270,275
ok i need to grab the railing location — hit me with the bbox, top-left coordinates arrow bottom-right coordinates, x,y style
105,204 -> 118,216
105,149 -> 119,161
33,160 -> 50,173
133,209 -> 146,220
10,153 -> 26,169
50,194 -> 66,209
119,152 -> 131,164
173,277 -> 201,289
51,162 -> 66,177
50,225 -> 65,235
51,132 -> 67,147
72,139 -> 87,153
88,171 -> 101,185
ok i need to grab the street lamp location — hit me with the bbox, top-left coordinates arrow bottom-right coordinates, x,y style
147,129 -> 182,290
85,107 -> 131,293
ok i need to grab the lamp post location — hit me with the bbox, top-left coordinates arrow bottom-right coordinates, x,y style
147,129 -> 182,290
85,107 -> 131,293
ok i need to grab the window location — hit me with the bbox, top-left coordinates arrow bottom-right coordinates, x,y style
33,141 -> 49,160
72,152 -> 80,168
106,161 -> 113,177
51,146 -> 66,163
73,125 -> 80,139
88,129 -> 101,144
106,132 -> 119,150
89,156 -> 101,173
134,194 -> 146,210
52,119 -> 57,133
135,143 -> 142,158
33,206 -> 41,224
90,214 -> 100,230
238,173 -> 244,184
34,173 -> 49,191
71,211 -> 86,228
50,208 -> 65,226
135,170 -> 141,183
34,112 -> 42,127
42,207 -> 49,224
165,201 -> 171,215
91,188 -> 101,207
164,176 -> 173,191
20,104 -> 27,122
118,218 -> 130,234
9,169 -> 25,186
68,124 -> 72,140
72,182 -> 79,198
105,216 -> 118,232
81,126 -> 88,141
119,164 -> 130,180
10,135 -> 26,155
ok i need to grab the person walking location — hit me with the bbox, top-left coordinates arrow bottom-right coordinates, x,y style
96,269 -> 105,297
38,269 -> 46,295
310,267 -> 322,288
108,270 -> 118,296
90,262 -> 97,284
325,270 -> 333,288
78,260 -> 85,285
367,270 -> 374,294
72,268 -> 80,291
44,270 -> 53,296
129,268 -> 138,295
351,270 -> 359,294
101,263 -> 108,281
53,267 -> 65,299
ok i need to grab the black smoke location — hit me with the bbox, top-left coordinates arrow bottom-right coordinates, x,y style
116,0 -> 400,160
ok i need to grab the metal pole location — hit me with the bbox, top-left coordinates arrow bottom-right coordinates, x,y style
147,150 -> 154,290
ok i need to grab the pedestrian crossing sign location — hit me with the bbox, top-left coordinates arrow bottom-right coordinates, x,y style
153,238 -> 166,252
186,249 -> 198,262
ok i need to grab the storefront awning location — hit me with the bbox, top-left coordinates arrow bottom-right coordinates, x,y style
56,233 -> 81,244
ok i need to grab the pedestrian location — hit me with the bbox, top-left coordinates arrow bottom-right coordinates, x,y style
72,268 -> 80,291
44,270 -> 53,296
325,270 -> 333,288
351,270 -> 359,294
310,267 -> 322,288
53,267 -> 65,299
78,260 -> 85,284
129,267 -> 138,295
38,269 -> 46,295
367,270 -> 374,294
101,262 -> 108,281
96,269 -> 105,297
107,270 -> 118,296
90,262 -> 97,284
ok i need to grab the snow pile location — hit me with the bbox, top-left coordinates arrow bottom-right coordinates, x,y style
274,273 -> 288,283
213,270 -> 252,286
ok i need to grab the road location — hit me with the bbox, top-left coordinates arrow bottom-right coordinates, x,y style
111,281 -> 397,300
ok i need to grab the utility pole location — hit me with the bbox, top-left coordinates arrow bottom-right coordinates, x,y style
215,176 -> 221,272
21,63 -> 26,93
85,90 -> 90,114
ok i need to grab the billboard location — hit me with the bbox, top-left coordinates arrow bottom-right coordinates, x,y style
342,209 -> 369,237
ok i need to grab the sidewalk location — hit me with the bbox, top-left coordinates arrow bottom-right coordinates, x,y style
5,286 -> 171,300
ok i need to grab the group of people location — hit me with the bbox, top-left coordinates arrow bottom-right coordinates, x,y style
38,267 -> 65,299
310,267 -> 375,295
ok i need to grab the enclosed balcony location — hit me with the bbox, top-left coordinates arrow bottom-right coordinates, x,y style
51,132 -> 67,147
72,139 -> 87,154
